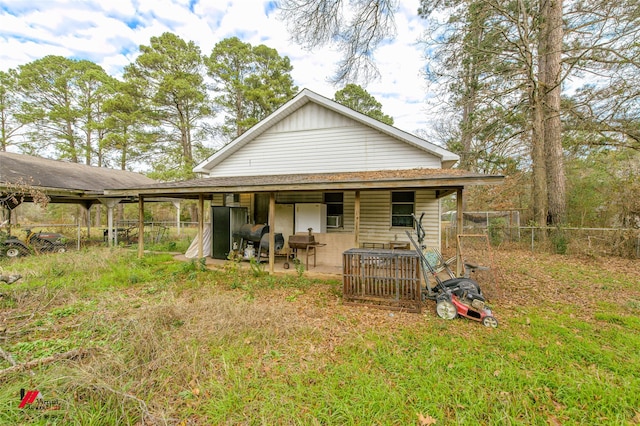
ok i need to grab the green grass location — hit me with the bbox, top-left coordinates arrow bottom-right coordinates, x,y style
0,248 -> 639,425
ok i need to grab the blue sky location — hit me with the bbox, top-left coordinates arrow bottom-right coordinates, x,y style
0,0 -> 434,133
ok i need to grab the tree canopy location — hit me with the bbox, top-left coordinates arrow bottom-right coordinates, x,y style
124,32 -> 211,179
333,84 -> 394,125
206,37 -> 297,142
4,33 -> 297,181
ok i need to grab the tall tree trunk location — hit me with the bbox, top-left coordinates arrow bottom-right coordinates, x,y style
66,119 -> 78,163
531,82 -> 547,228
536,0 -> 548,228
542,0 -> 566,225
85,111 -> 92,166
458,1 -> 488,173
460,63 -> 477,172
1,110 -> 7,151
523,0 -> 548,228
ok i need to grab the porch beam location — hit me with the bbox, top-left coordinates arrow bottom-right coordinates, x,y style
138,196 -> 144,258
198,194 -> 204,259
105,177 -> 504,198
268,192 -> 275,273
354,190 -> 361,248
456,188 -> 464,276
172,200 -> 181,236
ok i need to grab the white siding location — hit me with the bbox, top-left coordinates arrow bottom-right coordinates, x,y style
207,106 -> 441,177
267,103 -> 355,132
357,189 -> 439,248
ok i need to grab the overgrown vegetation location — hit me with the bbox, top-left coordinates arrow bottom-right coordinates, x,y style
0,248 -> 639,425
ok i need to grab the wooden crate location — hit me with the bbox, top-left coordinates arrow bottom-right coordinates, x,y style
342,248 -> 422,313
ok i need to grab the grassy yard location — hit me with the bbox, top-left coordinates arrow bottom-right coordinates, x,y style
0,247 -> 639,425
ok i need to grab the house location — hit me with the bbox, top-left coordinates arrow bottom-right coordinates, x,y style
108,89 -> 503,273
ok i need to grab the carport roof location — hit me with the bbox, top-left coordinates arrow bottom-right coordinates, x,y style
104,168 -> 504,199
0,151 -> 157,205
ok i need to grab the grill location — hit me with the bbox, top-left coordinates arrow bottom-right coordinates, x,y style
259,233 -> 284,252
236,224 -> 269,242
285,233 -> 325,269
288,234 -> 316,250
235,224 -> 283,260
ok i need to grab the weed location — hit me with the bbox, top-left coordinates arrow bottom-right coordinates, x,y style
10,338 -> 75,361
248,258 -> 265,277
294,258 -> 305,277
181,257 -> 207,273
627,299 -> 640,311
223,252 -> 241,276
50,305 -> 81,319
285,289 -> 304,302
551,227 -> 569,254
143,286 -> 159,295
488,217 -> 507,246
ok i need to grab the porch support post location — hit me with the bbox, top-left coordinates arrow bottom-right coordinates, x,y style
198,194 -> 204,259
354,191 -> 361,248
456,188 -> 464,276
81,201 -> 93,241
172,200 -> 181,236
98,198 -> 123,247
138,196 -> 145,258
107,204 -> 115,247
81,204 -> 90,250
268,192 -> 275,273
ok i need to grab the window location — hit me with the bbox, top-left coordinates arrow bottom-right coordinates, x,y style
225,193 -> 241,207
324,192 -> 344,227
391,191 -> 415,227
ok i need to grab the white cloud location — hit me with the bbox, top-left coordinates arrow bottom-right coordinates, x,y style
0,0 -> 433,133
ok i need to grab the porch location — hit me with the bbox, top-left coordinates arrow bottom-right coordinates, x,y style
105,168 -> 504,276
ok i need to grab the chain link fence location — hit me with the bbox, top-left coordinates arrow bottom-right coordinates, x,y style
444,224 -> 640,258
1,221 -> 199,253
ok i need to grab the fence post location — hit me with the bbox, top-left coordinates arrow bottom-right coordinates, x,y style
531,227 -> 535,252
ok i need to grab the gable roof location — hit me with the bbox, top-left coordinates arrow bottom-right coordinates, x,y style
193,88 -> 460,174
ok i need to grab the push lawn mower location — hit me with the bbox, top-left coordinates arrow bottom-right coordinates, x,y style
406,213 -> 498,328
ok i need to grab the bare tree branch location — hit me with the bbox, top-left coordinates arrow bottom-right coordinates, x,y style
277,0 -> 399,85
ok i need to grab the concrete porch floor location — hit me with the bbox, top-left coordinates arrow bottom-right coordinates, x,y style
173,254 -> 344,280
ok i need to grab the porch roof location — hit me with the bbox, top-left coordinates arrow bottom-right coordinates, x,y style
0,151 -> 156,207
104,168 -> 504,199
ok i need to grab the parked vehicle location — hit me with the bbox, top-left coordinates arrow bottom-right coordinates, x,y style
24,229 -> 67,254
0,231 -> 30,258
